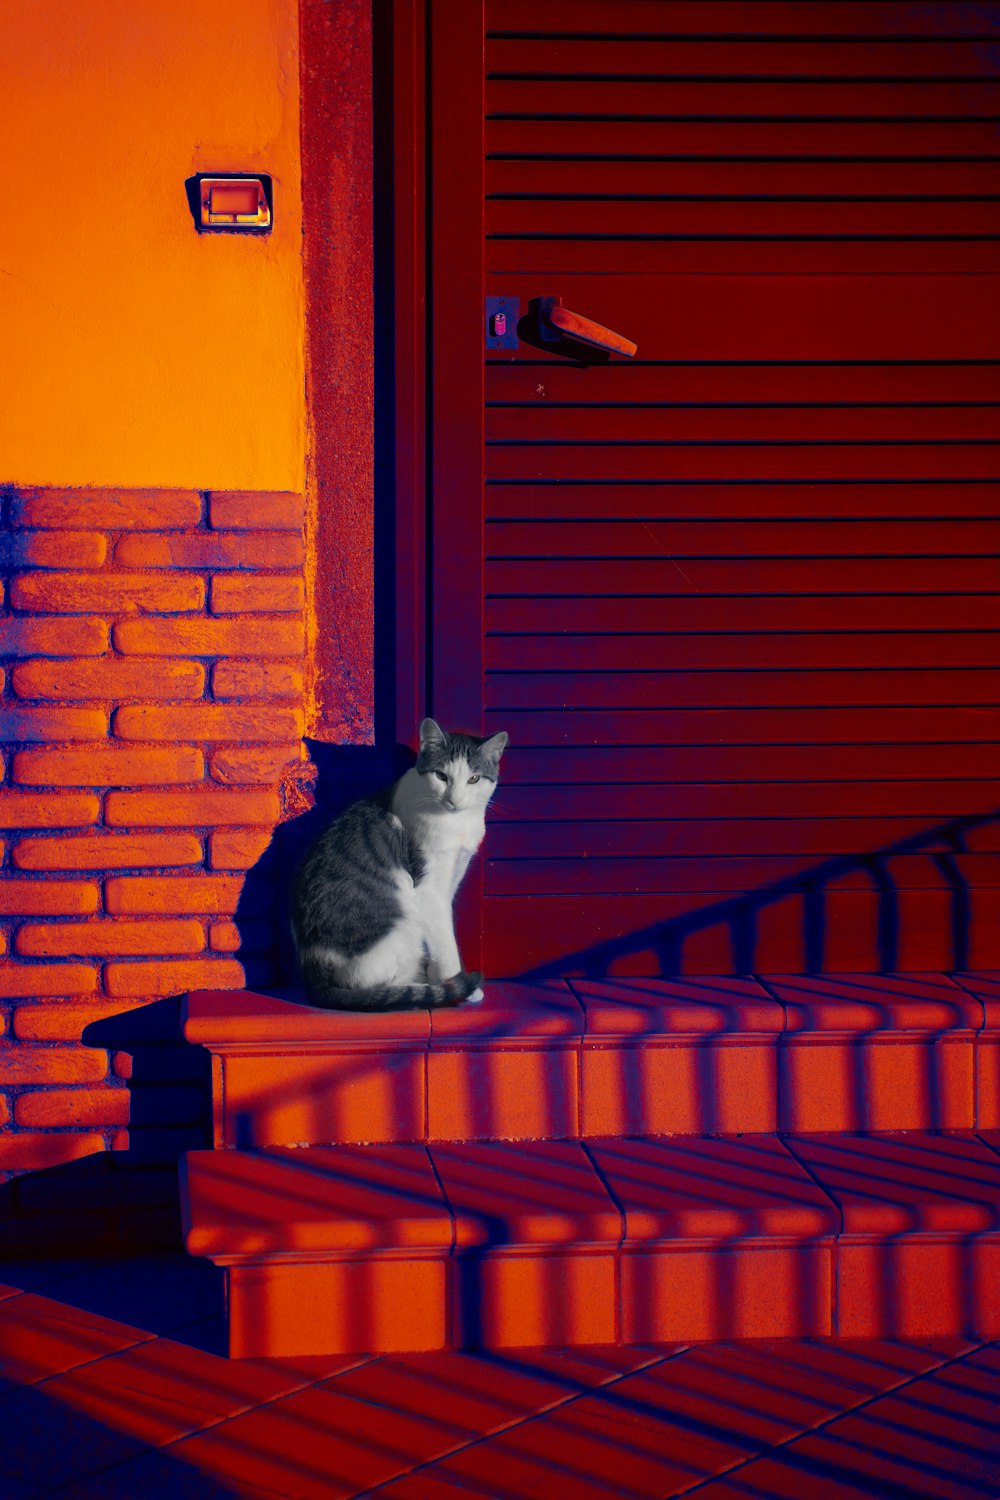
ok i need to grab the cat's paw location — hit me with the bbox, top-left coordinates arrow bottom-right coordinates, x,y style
465,986 -> 485,1005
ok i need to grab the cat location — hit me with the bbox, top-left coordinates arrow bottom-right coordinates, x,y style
291,718 -> 508,1011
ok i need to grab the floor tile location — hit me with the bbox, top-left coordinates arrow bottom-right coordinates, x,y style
57,1451 -> 279,1500
327,1343 -> 670,1443
135,1380 -> 489,1499
692,1345 -> 1000,1500
0,1293 -> 151,1393
0,1380 -> 156,1492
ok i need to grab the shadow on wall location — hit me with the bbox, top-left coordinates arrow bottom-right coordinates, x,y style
517,807 -> 1000,983
233,738 -> 418,989
238,744 -> 1000,988
0,997 -> 213,1264
0,745 -> 411,1268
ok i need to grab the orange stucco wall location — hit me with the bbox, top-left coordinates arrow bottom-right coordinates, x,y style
0,0 -> 304,493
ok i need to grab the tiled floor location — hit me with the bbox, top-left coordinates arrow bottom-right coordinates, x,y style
0,1253 -> 996,1498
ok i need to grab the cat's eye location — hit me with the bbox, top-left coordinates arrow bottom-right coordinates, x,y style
434,771 -> 448,783
468,774 -> 480,784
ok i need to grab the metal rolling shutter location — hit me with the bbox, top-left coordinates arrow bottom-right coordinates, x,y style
475,1 -> 1000,975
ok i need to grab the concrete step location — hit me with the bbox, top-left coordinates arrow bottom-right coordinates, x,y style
180,1130 -> 1000,1358
183,973 -> 998,1147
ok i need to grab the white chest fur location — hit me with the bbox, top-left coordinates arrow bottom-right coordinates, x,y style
391,768 -> 486,977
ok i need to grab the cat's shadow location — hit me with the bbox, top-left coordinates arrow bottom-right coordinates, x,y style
234,738 -> 416,990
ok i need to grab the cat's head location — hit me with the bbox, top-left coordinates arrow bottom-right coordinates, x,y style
416,718 -> 508,813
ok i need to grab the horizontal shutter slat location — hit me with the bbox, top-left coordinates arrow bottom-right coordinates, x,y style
483,706 -> 1000,745
486,2 -> 1000,39
487,403 -> 1000,440
490,780 -> 1000,820
486,669 -> 1000,711
486,366 -> 1000,406
488,118 -> 1000,157
498,744 -> 1000,784
486,852 -> 1000,895
487,817 -> 1000,857
487,78 -> 1000,117
485,482 -> 1000,522
486,633 -> 1000,672
487,160 -> 1000,197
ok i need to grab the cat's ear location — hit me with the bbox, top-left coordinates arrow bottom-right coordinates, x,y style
419,717 -> 447,749
480,730 -> 508,760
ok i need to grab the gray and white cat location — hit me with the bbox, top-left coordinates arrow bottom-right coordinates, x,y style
291,718 -> 508,1011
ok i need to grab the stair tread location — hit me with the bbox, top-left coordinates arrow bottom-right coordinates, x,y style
588,1135 -> 839,1239
789,1131 -> 1000,1234
181,1144 -> 452,1257
766,973 -> 984,1032
431,1141 -> 620,1246
575,976 -> 783,1036
182,1130 -> 1000,1264
950,972 -> 1000,1026
184,971 -> 995,1055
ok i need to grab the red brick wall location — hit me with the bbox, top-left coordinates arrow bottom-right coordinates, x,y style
0,485 -> 309,1177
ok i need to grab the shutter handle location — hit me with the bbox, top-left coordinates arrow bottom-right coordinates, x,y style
536,295 -> 638,358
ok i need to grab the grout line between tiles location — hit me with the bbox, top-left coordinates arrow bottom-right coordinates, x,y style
354,1344 -> 689,1498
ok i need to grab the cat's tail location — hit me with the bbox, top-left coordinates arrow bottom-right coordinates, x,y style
300,958 -> 483,1012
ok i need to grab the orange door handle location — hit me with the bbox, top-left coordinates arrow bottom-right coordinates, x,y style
536,295 -> 638,358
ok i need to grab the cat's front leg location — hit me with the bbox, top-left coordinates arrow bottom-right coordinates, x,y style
419,890 -> 463,985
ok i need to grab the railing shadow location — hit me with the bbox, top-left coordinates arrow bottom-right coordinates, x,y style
517,808 -> 1000,982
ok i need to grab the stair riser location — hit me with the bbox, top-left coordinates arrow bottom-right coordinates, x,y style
211,1035 -> 993,1146
214,1048 -> 426,1149
224,1235 -> 1000,1358
981,1038 -> 1000,1128
836,1237 -> 1000,1340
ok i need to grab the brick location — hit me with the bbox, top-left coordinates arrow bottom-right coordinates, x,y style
0,1096 -> 8,1126
0,793 -> 100,829
13,833 -> 203,871
106,875 -> 242,915
0,881 -> 99,916
15,1087 -> 131,1128
0,617 -> 109,657
210,576 -> 305,615
13,487 -> 203,529
115,704 -> 304,742
116,532 -> 305,569
0,531 -> 107,569
13,1000 -> 153,1041
209,491 -> 304,530
210,745 -> 303,784
12,659 -> 204,701
14,746 -> 205,787
113,1051 -> 133,1079
0,1042 -> 107,1082
211,662 -> 303,699
104,958 -> 244,998
105,788 -> 280,827
209,921 -> 242,952
16,919 -> 206,957
3,706 -> 107,741
115,618 -> 305,657
0,962 -> 98,997
0,1132 -> 105,1172
208,829 -> 273,869
10,573 -> 204,614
